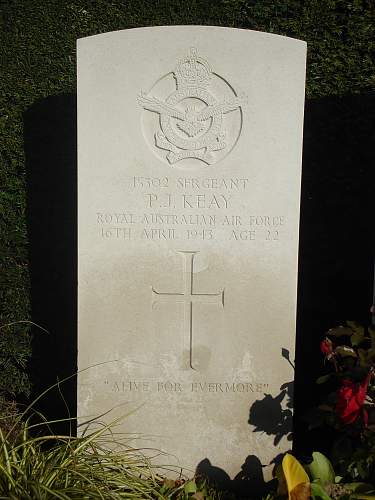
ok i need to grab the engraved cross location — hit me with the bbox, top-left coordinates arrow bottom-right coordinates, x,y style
152,251 -> 224,370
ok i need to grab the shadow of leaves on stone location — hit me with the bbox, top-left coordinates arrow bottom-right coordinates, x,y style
248,381 -> 293,446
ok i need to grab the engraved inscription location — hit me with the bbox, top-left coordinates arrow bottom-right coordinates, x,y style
96,208 -> 286,242
152,251 -> 224,370
104,379 -> 270,394
138,48 -> 246,166
96,176 -> 287,243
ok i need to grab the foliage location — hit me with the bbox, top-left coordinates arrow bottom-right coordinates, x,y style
305,451 -> 336,485
0,396 -> 23,444
282,453 -> 311,500
0,323 -> 31,398
277,451 -> 374,500
307,321 -> 375,481
0,408 -> 222,500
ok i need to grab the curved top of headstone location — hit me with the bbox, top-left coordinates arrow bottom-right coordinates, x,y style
77,26 -> 305,169
77,25 -> 306,45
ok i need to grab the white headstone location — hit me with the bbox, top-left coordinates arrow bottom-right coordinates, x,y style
77,26 -> 306,480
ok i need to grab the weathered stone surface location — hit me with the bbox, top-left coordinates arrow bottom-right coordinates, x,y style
77,26 -> 306,480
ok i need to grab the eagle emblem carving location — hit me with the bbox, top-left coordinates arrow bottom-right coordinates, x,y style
138,48 -> 246,166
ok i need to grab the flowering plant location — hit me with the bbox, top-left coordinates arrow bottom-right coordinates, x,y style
319,321 -> 375,429
309,321 -> 375,480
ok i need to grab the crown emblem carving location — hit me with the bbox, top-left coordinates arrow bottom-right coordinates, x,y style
138,48 -> 246,166
174,47 -> 211,89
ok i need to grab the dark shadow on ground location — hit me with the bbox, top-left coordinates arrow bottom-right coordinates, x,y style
24,94 -> 77,434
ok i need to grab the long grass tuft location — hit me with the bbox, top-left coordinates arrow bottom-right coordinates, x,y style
0,416 -> 160,499
0,410 -> 222,499
0,406 -> 208,500
0,372 -> 222,499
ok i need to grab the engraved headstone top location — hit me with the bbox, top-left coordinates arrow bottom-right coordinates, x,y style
138,46 -> 246,165
77,26 -> 306,481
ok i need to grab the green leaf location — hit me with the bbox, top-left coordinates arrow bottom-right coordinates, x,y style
349,323 -> 365,346
352,333 -> 365,346
357,462 -> 370,480
317,375 -> 332,384
328,326 -> 353,337
184,480 -> 197,495
311,482 -> 332,500
335,346 -> 357,358
358,349 -> 368,366
192,493 -> 204,500
347,321 -> 364,334
345,483 -> 374,493
317,404 -> 334,412
365,349 -> 375,362
369,326 -> 375,343
161,479 -> 176,491
350,495 -> 375,499
306,452 -> 335,483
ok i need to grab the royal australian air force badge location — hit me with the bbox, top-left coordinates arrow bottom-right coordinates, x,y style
138,48 -> 246,166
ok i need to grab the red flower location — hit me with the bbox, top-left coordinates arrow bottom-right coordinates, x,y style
336,372 -> 372,426
320,337 -> 333,358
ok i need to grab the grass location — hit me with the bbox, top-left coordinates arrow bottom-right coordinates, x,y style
0,410 -> 222,499
0,385 -> 223,500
